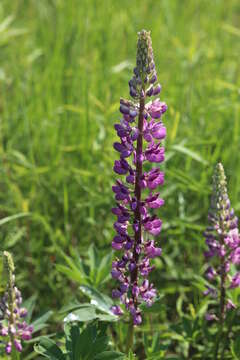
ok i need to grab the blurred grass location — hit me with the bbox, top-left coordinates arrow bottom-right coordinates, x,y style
0,0 -> 240,311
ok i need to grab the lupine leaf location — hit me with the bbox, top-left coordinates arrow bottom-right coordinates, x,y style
79,285 -> 114,314
64,306 -> 97,322
34,337 -> 65,359
94,351 -> 126,359
31,310 -> 53,332
231,336 -> 240,359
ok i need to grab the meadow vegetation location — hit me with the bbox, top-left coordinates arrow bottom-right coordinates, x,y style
0,1 -> 240,358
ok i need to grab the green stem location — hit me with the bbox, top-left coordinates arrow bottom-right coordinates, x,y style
220,311 -> 234,360
214,327 -> 222,360
131,93 -> 145,290
128,91 -> 144,348
214,233 -> 226,360
126,319 -> 134,353
11,347 -> 20,360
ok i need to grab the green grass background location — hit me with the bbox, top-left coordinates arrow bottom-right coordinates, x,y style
0,0 -> 240,313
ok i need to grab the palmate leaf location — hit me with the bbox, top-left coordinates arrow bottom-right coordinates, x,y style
60,301 -> 92,314
64,322 -> 117,360
64,310 -> 117,323
61,287 -> 117,324
31,310 -> 54,332
79,285 -> 114,315
34,337 -> 65,359
22,295 -> 53,333
95,251 -> 112,286
35,323 -> 119,359
88,244 -> 98,280
63,305 -> 117,323
126,351 -> 137,359
56,249 -> 89,285
63,305 -> 98,323
23,294 -> 37,320
231,336 -> 240,359
87,245 -> 112,286
139,296 -> 165,313
65,324 -> 82,360
56,264 -> 87,284
56,245 -> 112,289
94,351 -> 126,359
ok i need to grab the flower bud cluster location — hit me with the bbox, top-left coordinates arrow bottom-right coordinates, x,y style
129,30 -> 162,100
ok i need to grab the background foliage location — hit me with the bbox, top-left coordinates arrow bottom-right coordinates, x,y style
0,0 -> 240,357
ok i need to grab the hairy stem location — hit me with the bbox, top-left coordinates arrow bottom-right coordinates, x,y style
126,319 -> 134,353
214,233 -> 226,360
220,311 -> 234,359
131,93 -> 145,292
127,92 -> 145,351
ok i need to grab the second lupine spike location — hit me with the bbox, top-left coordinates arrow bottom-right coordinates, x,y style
0,251 -> 33,355
111,30 -> 167,325
204,163 -> 240,321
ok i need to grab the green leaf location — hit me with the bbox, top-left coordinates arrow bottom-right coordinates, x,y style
146,354 -> 165,360
60,301 -> 89,314
22,294 -> 37,323
95,351 -> 125,359
171,144 -> 208,165
63,304 -> 117,323
65,322 -> 109,359
34,337 -> 65,359
31,310 -> 53,332
88,244 -> 98,281
231,336 -> 240,359
150,333 -> 160,353
127,351 -> 137,359
64,306 -> 97,322
0,212 -> 30,227
70,325 -> 82,360
79,285 -> 114,314
96,313 -> 118,322
56,264 -> 87,284
140,296 -> 164,313
96,252 -> 112,286
182,317 -> 193,338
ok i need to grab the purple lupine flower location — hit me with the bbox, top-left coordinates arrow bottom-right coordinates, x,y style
111,30 -> 167,325
226,299 -> 236,310
229,273 -> 240,289
204,163 -> 240,322
0,251 -> 34,355
205,313 -> 218,321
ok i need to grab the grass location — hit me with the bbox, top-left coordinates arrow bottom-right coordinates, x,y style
0,0 -> 240,317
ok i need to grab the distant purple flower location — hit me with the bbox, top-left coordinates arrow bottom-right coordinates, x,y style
204,164 -> 240,321
111,30 -> 167,325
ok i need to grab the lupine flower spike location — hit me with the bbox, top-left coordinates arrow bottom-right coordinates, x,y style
111,30 -> 167,325
0,251 -> 33,356
204,163 -> 240,322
